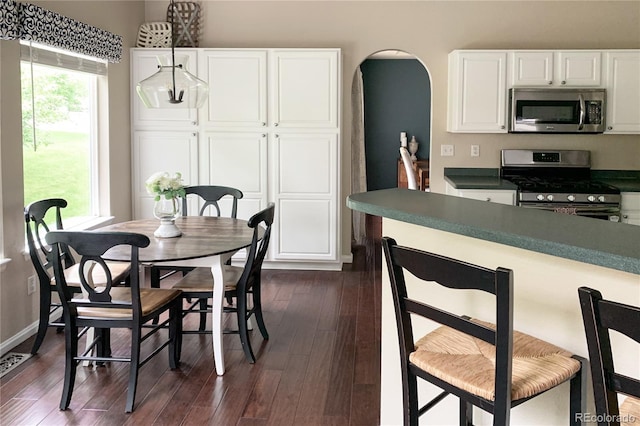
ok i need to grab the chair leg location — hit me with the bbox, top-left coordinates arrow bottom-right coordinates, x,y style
460,400 -> 473,426
406,370 -> 419,426
169,301 -> 182,368
252,284 -> 269,340
237,292 -> 256,363
150,267 -> 161,325
125,326 -> 142,413
198,299 -> 207,331
570,356 -> 588,426
60,318 -> 78,410
31,288 -> 53,355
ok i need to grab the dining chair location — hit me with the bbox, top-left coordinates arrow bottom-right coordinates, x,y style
382,237 -> 586,426
400,146 -> 418,190
24,198 -> 130,355
150,185 -> 244,288
578,287 -> 640,426
171,202 -> 274,363
149,185 -> 244,328
45,230 -> 182,413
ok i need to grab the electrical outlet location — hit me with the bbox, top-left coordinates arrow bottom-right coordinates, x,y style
441,144 -> 454,157
27,275 -> 37,295
471,145 -> 480,157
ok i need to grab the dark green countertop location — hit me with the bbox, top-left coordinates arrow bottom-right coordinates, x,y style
444,168 -> 518,190
592,170 -> 640,192
347,189 -> 640,275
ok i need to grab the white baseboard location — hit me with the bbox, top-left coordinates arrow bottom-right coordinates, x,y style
0,320 -> 38,357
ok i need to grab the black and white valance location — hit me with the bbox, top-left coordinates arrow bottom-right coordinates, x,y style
1,0 -> 122,63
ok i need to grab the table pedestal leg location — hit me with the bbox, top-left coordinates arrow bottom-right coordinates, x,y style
211,257 -> 225,375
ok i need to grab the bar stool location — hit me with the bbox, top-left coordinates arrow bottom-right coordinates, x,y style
382,237 -> 586,425
578,287 -> 640,426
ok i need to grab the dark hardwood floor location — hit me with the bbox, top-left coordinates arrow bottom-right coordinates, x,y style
0,235 -> 382,425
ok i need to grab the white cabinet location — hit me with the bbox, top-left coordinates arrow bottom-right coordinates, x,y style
271,133 -> 338,261
448,51 -> 508,133
132,131 -> 199,219
621,192 -> 640,226
604,51 -> 640,134
445,183 -> 516,205
270,50 -> 339,128
131,48 -> 342,269
511,51 -> 601,87
199,50 -> 268,128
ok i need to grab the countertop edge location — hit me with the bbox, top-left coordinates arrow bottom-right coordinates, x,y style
347,190 -> 640,275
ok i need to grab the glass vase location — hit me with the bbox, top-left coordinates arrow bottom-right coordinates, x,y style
153,196 -> 182,238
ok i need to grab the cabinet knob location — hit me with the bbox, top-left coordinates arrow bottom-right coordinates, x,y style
192,121 -> 197,125
262,134 -> 267,138
608,126 -> 613,130
274,123 -> 279,127
623,214 -> 629,219
262,122 -> 266,126
275,134 -> 279,138
486,197 -> 491,202
548,81 -> 553,85
561,80 -> 566,85
501,125 -> 505,130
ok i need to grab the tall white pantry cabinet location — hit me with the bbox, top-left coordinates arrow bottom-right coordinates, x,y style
131,48 -> 342,270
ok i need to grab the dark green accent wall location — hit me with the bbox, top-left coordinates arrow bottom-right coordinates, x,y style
360,59 -> 431,191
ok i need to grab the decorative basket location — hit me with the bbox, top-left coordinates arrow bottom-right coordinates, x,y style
167,1 -> 201,47
136,22 -> 173,48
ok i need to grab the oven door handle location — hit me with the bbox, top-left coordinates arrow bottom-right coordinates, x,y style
578,94 -> 585,130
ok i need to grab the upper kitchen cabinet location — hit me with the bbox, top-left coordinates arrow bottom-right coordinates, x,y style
131,48 -> 199,128
511,51 -> 601,87
447,51 -> 508,133
270,50 -> 339,129
199,50 -> 268,128
604,50 -> 640,134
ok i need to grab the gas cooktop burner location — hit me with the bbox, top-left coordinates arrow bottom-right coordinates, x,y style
506,177 -> 620,194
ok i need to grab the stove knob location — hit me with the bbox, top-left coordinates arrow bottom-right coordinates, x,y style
537,194 -> 545,201
588,195 -> 596,202
567,195 -> 575,202
598,195 -> 606,202
546,194 -> 554,201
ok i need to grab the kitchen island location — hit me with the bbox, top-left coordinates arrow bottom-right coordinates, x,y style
347,189 -> 640,425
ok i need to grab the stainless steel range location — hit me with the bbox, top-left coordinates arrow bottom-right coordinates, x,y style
501,149 -> 621,221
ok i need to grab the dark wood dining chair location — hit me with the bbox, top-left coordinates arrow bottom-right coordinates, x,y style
45,230 -> 182,413
24,198 -> 130,355
171,203 -> 274,363
578,287 -> 640,426
382,237 -> 586,425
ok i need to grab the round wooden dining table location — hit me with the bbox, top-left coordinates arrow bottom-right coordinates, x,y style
99,216 -> 262,375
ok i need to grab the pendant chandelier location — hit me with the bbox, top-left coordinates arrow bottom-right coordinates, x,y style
136,0 -> 208,108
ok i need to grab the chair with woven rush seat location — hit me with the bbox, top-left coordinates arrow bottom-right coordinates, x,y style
171,203 -> 274,363
25,198 -> 131,355
578,287 -> 640,426
46,230 -> 182,413
382,237 -> 586,426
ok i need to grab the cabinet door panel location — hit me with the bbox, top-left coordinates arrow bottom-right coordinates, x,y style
557,51 -> 601,86
131,49 -> 198,127
512,51 -> 553,86
275,199 -> 334,259
271,50 -> 339,128
133,131 -> 198,219
204,132 -> 268,219
275,134 -> 337,195
605,51 -> 640,133
448,51 -> 507,133
200,50 -> 267,127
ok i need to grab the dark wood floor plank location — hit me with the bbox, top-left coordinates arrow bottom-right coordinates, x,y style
0,240 -> 382,425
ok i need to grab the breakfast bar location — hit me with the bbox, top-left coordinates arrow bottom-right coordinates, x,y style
347,188 -> 640,425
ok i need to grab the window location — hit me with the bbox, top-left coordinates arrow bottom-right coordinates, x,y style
21,42 -> 106,224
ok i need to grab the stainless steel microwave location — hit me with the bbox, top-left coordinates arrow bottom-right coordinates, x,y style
508,88 -> 606,133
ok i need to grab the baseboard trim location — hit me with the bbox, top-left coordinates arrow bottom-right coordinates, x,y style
0,320 -> 38,358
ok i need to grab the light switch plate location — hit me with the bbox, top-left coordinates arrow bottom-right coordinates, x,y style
441,145 -> 454,156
